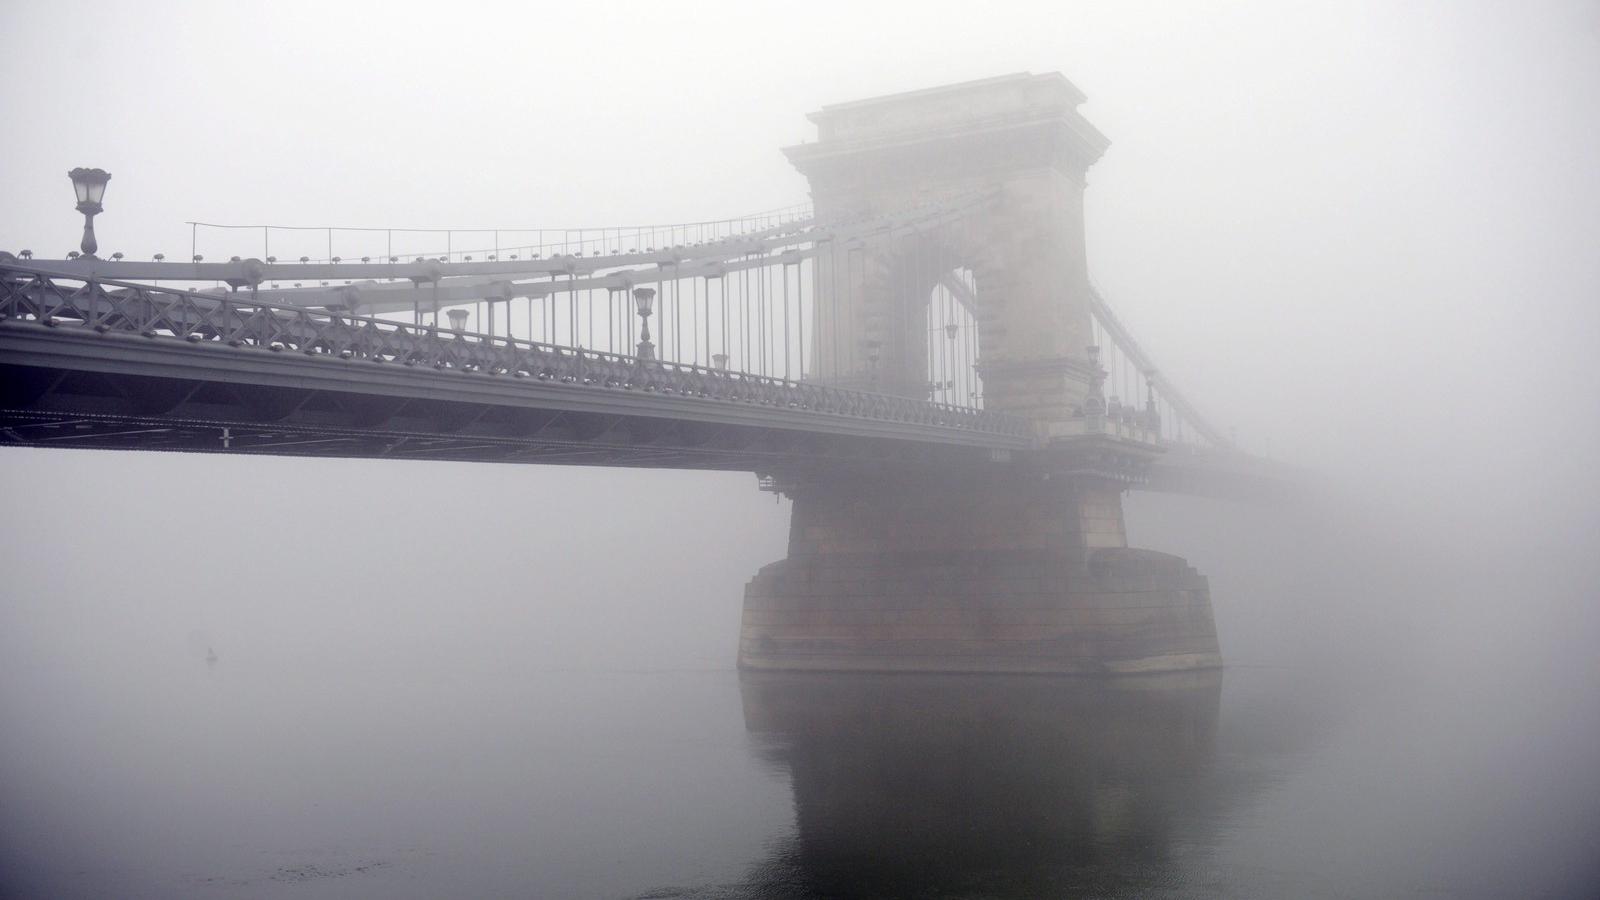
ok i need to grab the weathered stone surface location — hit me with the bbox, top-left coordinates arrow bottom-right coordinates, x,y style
785,73 -> 1111,429
745,74 -> 1222,674
739,472 -> 1221,674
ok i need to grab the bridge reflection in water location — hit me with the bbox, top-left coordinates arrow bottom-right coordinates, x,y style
735,670 -> 1223,898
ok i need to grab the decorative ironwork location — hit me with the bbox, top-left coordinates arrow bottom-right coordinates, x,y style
0,263 -> 1034,441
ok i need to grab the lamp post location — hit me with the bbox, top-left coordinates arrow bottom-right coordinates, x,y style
1083,345 -> 1107,415
632,287 -> 656,361
1143,369 -> 1162,434
67,168 -> 111,258
446,308 -> 469,333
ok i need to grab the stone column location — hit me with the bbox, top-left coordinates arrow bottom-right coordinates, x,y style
967,171 -> 1101,428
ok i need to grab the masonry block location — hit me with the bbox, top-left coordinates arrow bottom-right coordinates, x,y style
740,471 -> 1221,674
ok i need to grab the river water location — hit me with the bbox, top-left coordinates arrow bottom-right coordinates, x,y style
1,652 -> 1595,898
1,461 -> 1597,898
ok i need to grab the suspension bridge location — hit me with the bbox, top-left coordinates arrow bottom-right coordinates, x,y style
1,73 -> 1288,673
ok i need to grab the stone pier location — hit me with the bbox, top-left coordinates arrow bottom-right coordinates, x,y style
738,465 -> 1221,674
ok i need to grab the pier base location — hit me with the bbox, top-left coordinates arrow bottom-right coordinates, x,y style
739,469 -> 1221,674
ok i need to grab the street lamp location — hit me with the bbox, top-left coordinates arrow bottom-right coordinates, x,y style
632,288 -> 656,360
446,308 -> 469,333
712,352 -> 729,371
1143,369 -> 1162,432
67,168 -> 111,258
1083,344 -> 1107,415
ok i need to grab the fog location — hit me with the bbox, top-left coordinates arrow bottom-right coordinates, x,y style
2,1 -> 1598,897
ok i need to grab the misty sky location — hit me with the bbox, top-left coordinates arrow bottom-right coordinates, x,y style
5,1 -> 1597,460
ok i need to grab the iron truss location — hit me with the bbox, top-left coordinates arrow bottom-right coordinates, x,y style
0,262 -> 1034,470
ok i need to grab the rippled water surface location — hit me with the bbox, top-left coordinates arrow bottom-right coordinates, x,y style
2,460 -> 1596,899
3,654 -> 1596,899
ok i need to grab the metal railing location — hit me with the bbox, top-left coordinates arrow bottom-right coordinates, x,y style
0,263 -> 1035,441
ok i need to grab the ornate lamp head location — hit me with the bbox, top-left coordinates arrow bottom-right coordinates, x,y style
632,287 -> 656,317
67,167 -> 110,212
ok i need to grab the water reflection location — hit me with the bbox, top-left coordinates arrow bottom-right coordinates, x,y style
737,670 -> 1224,898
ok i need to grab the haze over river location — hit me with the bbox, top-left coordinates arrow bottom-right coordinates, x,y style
1,455 -> 1597,899
3,2 -> 1599,896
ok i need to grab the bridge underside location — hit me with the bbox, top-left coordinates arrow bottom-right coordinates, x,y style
0,357 -> 1290,503
0,362 -> 1005,472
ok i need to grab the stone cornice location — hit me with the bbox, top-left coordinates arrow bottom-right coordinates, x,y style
784,72 -> 1110,188
807,72 -> 1087,122
786,119 -> 1107,191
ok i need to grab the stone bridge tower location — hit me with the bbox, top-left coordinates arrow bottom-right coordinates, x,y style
784,72 -> 1107,429
738,74 -> 1221,675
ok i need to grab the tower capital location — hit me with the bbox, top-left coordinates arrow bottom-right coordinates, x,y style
784,72 -> 1110,203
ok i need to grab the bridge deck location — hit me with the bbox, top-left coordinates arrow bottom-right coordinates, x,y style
0,264 -> 1031,471
0,263 -> 1292,499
